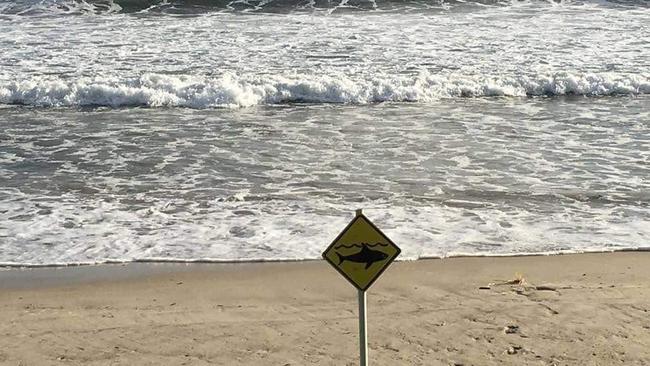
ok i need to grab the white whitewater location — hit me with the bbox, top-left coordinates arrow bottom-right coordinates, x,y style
2,72 -> 649,108
0,0 -> 649,266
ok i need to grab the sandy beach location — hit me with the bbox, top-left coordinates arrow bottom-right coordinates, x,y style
1,252 -> 650,365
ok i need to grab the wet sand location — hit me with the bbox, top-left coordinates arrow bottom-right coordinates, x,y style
2,252 -> 650,365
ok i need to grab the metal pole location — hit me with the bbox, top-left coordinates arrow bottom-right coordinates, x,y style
358,289 -> 368,366
355,208 -> 368,366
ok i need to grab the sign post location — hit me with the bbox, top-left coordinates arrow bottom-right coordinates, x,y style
356,208 -> 368,366
358,288 -> 367,366
322,208 -> 401,366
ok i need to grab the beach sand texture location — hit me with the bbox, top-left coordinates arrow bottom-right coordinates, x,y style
1,252 -> 650,365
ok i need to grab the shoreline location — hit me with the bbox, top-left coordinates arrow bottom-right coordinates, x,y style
3,248 -> 650,290
2,251 -> 650,364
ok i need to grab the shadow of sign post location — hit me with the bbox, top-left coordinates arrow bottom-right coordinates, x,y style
322,209 -> 401,366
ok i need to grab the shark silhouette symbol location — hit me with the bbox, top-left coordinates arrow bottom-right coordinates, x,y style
336,244 -> 389,270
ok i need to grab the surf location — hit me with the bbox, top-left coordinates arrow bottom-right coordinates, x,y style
1,72 -> 648,109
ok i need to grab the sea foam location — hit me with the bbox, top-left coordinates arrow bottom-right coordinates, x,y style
1,72 -> 648,109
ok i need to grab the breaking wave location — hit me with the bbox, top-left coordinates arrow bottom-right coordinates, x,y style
1,72 -> 648,109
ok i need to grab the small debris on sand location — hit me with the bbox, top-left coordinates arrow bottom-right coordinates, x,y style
504,325 -> 519,334
535,285 -> 557,291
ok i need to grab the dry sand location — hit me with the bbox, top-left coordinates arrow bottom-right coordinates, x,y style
1,252 -> 650,365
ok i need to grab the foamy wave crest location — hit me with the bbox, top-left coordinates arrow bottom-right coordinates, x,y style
0,0 -> 123,15
1,72 -> 648,108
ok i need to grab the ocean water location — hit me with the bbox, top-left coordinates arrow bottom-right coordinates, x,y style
0,0 -> 648,266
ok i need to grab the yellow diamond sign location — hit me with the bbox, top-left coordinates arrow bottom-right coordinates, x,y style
323,213 -> 401,291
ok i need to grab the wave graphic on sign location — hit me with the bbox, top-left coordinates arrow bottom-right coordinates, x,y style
333,242 -> 391,250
